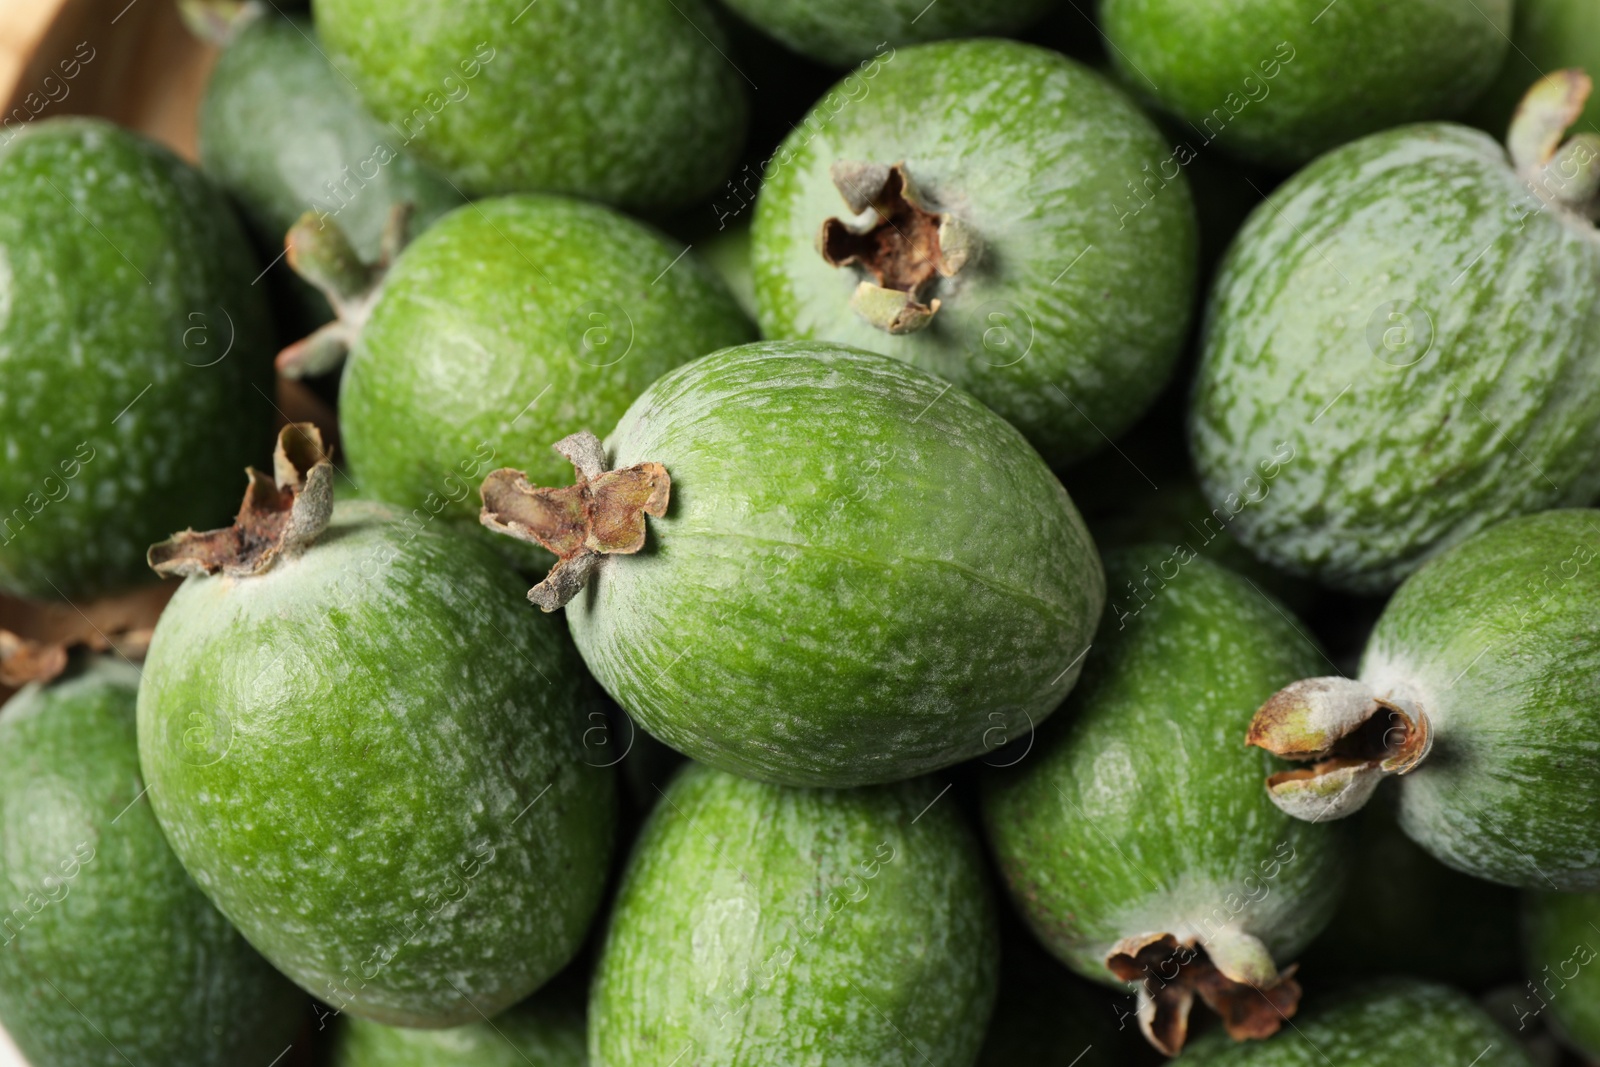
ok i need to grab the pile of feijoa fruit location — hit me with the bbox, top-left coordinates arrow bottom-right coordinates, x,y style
3,0 -> 1600,1064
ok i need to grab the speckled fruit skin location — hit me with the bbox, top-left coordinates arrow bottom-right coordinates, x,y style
137,500 -> 616,1027
1191,124 -> 1600,594
980,548 -> 1342,985
340,195 -> 754,558
0,119 -> 273,600
1524,890 -> 1600,1058
199,14 -> 463,262
1180,980 -> 1531,1066
1356,510 -> 1600,890
565,341 -> 1105,788
0,660 -> 303,1066
314,0 -> 747,212
1474,0 -> 1600,140
588,763 -> 998,1067
751,39 -> 1197,469
1101,0 -> 1511,168
721,0 -> 1055,65
334,991 -> 586,1066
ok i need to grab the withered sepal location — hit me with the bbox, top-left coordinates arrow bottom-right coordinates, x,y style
479,431 -> 669,612
1106,931 -> 1300,1057
147,423 -> 334,579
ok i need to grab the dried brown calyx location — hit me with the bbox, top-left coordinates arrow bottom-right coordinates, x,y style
819,161 -> 980,334
479,431 -> 669,612
275,203 -> 414,378
147,423 -> 335,578
1246,676 -> 1433,822
0,584 -> 174,689
1509,69 -> 1600,218
1107,930 -> 1300,1057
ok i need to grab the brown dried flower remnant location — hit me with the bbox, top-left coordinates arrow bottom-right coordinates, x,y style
479,430 -> 669,612
147,423 -> 335,579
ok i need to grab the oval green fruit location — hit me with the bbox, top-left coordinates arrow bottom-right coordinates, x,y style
0,118 -> 273,599
980,547 -> 1342,1056
1247,509 -> 1600,890
137,446 -> 616,1026
1179,980 -> 1532,1066
0,659 -> 304,1066
340,194 -> 754,558
1101,0 -> 1511,168
315,0 -> 747,212
334,987 -> 586,1067
588,763 -> 998,1067
751,39 -> 1198,468
720,0 -> 1055,65
1192,115 -> 1600,593
1522,890 -> 1600,1058
198,12 -> 462,266
509,341 -> 1104,788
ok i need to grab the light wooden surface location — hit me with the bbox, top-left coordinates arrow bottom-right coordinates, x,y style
0,0 -> 216,160
1,4 -> 219,1063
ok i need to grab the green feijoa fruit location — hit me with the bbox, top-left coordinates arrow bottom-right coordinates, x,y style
137,427 -> 616,1027
1100,0 -> 1511,169
1301,801 -> 1518,990
1247,510 -> 1600,890
751,39 -> 1197,469
980,547 -> 1342,1056
0,658 -> 304,1066
197,11 -> 464,268
720,0 -> 1055,65
1179,980 -> 1532,1066
336,195 -> 753,560
1523,890 -> 1600,1057
588,763 -> 998,1067
1474,0 -> 1600,140
314,0 -> 747,212
697,218 -> 759,323
482,341 -> 1104,788
0,118 -> 273,600
1191,82 -> 1600,594
334,987 -> 586,1066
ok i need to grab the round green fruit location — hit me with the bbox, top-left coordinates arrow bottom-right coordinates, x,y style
1523,890 -> 1600,1058
137,434 -> 616,1026
485,341 -> 1104,787
751,39 -> 1197,468
588,763 -> 998,1067
1191,101 -> 1600,593
314,0 -> 747,212
1474,0 -> 1600,140
334,988 -> 586,1067
0,659 -> 304,1066
198,12 -> 462,267
1100,0 -> 1511,168
0,118 -> 273,600
981,547 -> 1342,1056
338,194 -> 754,558
1247,509 -> 1600,890
720,0 -> 1055,65
1179,980 -> 1531,1066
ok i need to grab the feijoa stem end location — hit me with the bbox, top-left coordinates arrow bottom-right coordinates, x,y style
479,431 -> 670,612
1509,70 -> 1600,217
147,423 -> 334,578
1107,931 -> 1300,1057
276,203 -> 414,378
1246,677 -> 1433,822
819,161 -> 981,334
